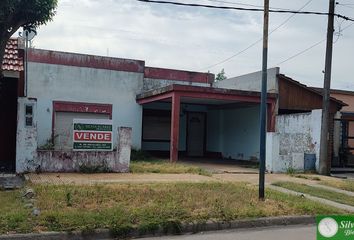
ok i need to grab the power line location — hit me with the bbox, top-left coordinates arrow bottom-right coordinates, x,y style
138,0 -> 354,70
205,0 -> 292,11
137,0 -> 354,22
199,0 -> 314,71
276,39 -> 326,66
276,22 -> 354,66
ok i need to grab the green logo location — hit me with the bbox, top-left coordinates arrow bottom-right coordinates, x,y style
317,215 -> 354,239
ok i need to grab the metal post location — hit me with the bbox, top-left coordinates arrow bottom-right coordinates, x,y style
319,0 -> 335,175
25,30 -> 28,97
259,0 -> 269,200
170,93 -> 180,162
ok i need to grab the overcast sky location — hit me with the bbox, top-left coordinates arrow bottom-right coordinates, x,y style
27,0 -> 354,89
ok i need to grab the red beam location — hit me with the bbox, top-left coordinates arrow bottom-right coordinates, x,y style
178,91 -> 274,104
136,92 -> 173,105
170,93 -> 181,162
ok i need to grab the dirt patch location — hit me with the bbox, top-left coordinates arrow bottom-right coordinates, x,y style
26,173 -> 217,185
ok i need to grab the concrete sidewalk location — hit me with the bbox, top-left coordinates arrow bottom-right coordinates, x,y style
269,185 -> 354,212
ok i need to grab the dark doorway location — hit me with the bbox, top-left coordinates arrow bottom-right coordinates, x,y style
336,118 -> 354,168
187,112 -> 206,157
0,77 -> 18,173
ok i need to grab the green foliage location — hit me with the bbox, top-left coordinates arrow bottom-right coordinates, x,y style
0,0 -> 58,30
43,214 -> 61,230
37,136 -> 57,150
0,0 -> 58,75
161,220 -> 182,234
109,224 -> 134,238
66,191 -> 72,207
286,167 -> 296,175
320,179 -> 354,192
215,68 -> 227,82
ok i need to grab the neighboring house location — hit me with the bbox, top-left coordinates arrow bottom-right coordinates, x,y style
1,39 -> 345,174
312,88 -> 354,169
0,38 -> 24,172
215,68 -> 346,173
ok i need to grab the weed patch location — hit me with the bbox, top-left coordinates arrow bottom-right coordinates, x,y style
320,179 -> 354,192
0,182 -> 346,235
130,159 -> 211,176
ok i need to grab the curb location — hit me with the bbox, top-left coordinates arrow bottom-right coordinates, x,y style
0,215 -> 315,240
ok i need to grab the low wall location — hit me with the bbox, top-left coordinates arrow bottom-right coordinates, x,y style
16,98 -> 38,173
266,110 -> 322,173
36,150 -> 128,172
35,127 -> 132,173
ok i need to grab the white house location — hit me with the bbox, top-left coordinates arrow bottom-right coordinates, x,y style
0,39 -> 345,174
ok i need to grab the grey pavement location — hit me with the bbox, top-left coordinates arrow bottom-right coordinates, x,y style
140,225 -> 316,240
269,185 -> 354,212
331,173 -> 354,179
0,174 -> 23,190
310,183 -> 354,196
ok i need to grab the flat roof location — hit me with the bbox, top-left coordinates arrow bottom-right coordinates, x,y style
137,84 -> 277,106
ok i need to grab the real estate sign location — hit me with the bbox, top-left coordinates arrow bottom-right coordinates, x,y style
73,119 -> 113,151
317,215 -> 354,240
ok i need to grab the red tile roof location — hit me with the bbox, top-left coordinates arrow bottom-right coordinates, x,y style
2,38 -> 24,72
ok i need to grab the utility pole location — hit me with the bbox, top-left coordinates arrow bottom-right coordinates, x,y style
259,0 -> 269,200
319,0 -> 335,175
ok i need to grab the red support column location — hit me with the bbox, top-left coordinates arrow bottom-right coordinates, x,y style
170,93 -> 181,162
267,101 -> 276,132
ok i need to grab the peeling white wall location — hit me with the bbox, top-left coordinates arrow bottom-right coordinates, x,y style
16,98 -> 38,173
266,132 -> 279,172
267,110 -> 322,173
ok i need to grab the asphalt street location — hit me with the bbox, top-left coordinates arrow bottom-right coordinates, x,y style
141,225 -> 316,240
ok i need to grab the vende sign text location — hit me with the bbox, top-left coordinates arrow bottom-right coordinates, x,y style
73,119 -> 113,151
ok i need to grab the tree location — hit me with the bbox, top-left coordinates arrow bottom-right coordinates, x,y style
0,0 -> 58,76
215,68 -> 227,82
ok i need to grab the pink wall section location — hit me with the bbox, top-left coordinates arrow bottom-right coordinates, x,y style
331,93 -> 354,112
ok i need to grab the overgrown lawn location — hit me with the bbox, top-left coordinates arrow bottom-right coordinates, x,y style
130,159 -> 211,176
320,179 -> 354,193
0,182 -> 346,235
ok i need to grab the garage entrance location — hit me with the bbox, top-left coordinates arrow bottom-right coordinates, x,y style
137,84 -> 277,162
